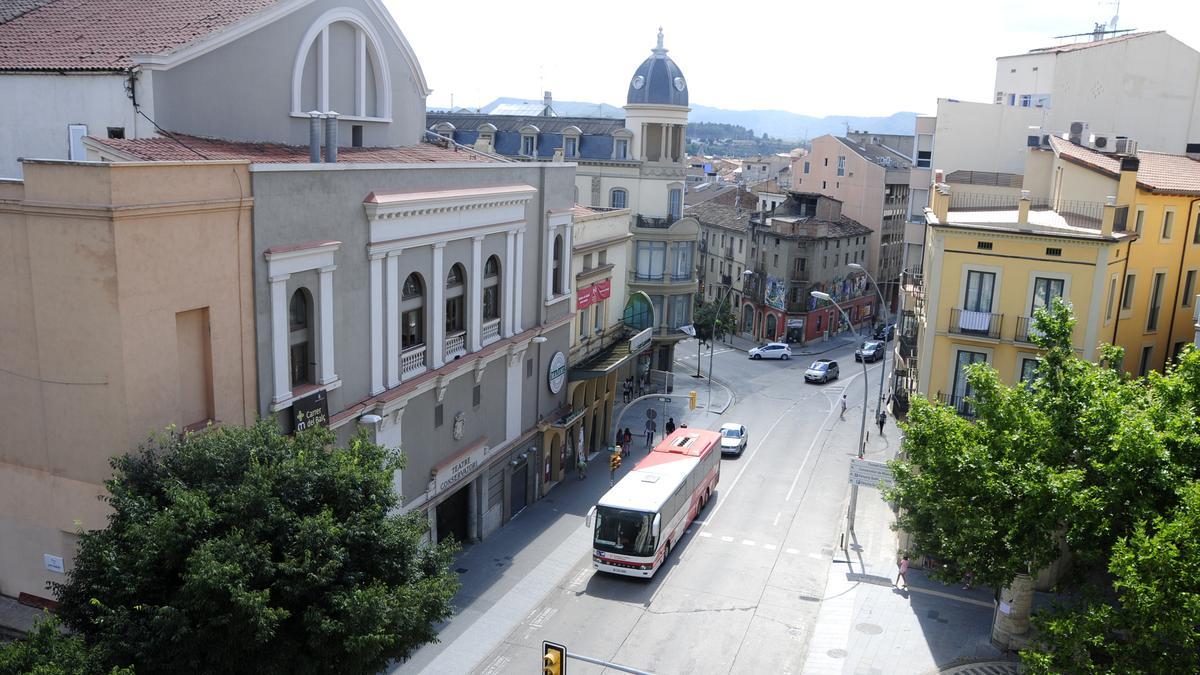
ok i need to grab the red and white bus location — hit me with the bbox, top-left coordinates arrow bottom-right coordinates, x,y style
588,428 -> 721,578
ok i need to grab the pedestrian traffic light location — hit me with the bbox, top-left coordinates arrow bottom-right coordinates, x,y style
688,390 -> 697,410
610,452 -> 622,472
542,640 -> 566,675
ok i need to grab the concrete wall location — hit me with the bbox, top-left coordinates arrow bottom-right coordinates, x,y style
806,135 -> 886,279
152,0 -> 426,148
932,99 -> 1046,176
0,160 -> 256,596
0,73 -> 139,179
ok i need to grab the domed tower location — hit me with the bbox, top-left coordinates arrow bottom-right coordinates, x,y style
624,28 -> 689,220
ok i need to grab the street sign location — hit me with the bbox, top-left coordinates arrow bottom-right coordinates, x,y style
658,397 -> 672,402
678,324 -> 696,337
646,409 -> 657,420
848,458 -> 895,488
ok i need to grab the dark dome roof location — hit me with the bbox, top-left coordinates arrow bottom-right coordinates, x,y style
626,29 -> 688,107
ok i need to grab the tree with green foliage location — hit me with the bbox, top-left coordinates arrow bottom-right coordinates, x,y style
51,421 -> 458,675
887,298 -> 1200,671
0,616 -> 132,675
693,296 -> 737,345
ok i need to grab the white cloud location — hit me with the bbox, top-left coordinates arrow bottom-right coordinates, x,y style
386,0 -> 1200,118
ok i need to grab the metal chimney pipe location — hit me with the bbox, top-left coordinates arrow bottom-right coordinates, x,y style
324,111 -> 339,163
308,111 -> 323,163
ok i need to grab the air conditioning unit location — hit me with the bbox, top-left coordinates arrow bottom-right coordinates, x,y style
1091,134 -> 1111,151
1114,138 -> 1138,155
1069,121 -> 1089,145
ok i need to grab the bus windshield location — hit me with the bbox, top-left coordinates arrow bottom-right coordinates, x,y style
594,506 -> 656,557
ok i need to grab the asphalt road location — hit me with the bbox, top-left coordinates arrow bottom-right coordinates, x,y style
472,340 -> 888,674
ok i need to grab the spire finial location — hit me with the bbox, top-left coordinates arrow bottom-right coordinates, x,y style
657,27 -> 663,49
653,27 -> 667,56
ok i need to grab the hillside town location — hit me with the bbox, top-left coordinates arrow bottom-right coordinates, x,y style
1,2 -> 1199,673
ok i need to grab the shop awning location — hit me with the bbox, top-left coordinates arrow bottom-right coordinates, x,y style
569,338 -> 650,380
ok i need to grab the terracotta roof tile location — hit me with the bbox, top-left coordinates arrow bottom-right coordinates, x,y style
90,133 -> 501,164
0,0 -> 280,70
1049,135 -> 1200,196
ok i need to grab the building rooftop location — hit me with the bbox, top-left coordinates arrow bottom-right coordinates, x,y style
88,133 -> 500,164
1015,30 -> 1164,57
1048,135 -> 1200,196
835,136 -> 910,170
685,187 -> 756,230
938,205 -> 1131,242
0,0 -> 280,70
426,113 -> 624,135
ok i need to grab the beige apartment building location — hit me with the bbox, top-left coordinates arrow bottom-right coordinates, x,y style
794,135 -> 911,309
0,160 -> 257,598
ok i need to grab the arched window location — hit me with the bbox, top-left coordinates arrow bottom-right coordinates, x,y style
552,235 -> 564,295
446,263 -> 466,333
610,188 -> 628,209
483,255 -> 501,321
400,273 -> 424,350
288,288 -> 314,387
290,8 -> 406,119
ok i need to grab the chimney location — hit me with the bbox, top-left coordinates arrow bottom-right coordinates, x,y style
1101,195 -> 1116,236
1018,189 -> 1031,225
543,91 -> 553,116
930,183 -> 950,223
1116,155 -> 1139,207
324,111 -> 340,163
552,147 -> 564,162
308,111 -> 323,163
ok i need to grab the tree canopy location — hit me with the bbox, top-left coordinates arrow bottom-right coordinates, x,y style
886,299 -> 1200,672
48,421 -> 458,675
693,297 -> 737,345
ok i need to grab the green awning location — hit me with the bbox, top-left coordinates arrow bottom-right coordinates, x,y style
569,339 -> 649,380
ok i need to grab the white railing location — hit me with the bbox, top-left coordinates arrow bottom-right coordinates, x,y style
445,331 -> 467,359
401,344 -> 427,380
482,318 -> 501,345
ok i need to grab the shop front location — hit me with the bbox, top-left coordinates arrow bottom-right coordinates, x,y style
427,433 -> 542,544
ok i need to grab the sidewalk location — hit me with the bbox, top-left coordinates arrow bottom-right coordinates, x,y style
393,364 -> 722,674
802,421 -> 1018,674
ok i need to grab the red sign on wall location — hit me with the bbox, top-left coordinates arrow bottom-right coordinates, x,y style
596,278 -> 611,300
577,279 -> 612,311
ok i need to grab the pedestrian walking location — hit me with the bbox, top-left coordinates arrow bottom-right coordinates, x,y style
895,555 -> 909,588
622,428 -> 633,455
877,409 -> 886,435
665,417 -> 676,435
644,418 -> 656,449
962,570 -> 975,590
840,394 -> 847,418
577,454 -> 588,480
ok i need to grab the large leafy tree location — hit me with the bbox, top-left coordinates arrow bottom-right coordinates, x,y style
52,421 -> 458,675
0,615 -> 132,675
888,298 -> 1200,669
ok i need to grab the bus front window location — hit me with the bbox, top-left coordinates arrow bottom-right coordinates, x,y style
594,507 -> 655,557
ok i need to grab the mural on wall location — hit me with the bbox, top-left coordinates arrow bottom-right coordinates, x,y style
764,275 -> 786,311
806,273 -> 868,311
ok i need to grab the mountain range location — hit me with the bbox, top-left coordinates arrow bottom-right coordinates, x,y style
430,97 -> 918,141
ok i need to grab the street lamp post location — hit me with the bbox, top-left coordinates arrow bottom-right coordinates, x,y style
706,269 -> 753,410
849,263 -> 889,424
812,290 -> 867,533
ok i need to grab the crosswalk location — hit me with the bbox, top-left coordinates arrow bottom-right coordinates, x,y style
689,528 -> 809,557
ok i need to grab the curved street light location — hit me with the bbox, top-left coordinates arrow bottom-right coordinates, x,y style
704,269 -> 753,410
849,263 -> 889,423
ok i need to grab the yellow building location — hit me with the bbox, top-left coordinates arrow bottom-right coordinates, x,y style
1027,137 -> 1200,374
906,184 -> 1130,412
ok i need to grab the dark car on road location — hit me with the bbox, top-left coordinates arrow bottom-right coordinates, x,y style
874,323 -> 896,341
855,340 -> 885,363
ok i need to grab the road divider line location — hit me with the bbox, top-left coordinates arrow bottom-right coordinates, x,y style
787,364 -> 874,502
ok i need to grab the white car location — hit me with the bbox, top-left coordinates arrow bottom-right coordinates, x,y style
719,423 -> 748,456
748,342 -> 792,360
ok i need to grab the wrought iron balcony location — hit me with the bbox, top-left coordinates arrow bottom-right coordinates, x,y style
948,308 -> 1003,340
936,391 -> 976,419
1014,316 -> 1040,344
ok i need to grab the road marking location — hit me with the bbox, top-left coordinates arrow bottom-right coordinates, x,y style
772,511 -> 781,526
763,543 -> 777,550
700,397 -> 802,528
785,363 -> 875,503
721,536 -> 734,542
698,531 -> 712,538
479,655 -> 510,675
566,568 -> 589,589
808,552 -> 826,560
742,539 -> 756,546
786,548 -> 800,555
528,606 -> 557,628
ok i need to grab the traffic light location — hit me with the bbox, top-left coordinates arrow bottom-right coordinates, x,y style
610,452 -> 622,472
688,390 -> 697,410
542,641 -> 566,675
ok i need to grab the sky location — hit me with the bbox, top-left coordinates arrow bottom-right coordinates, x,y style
384,0 -> 1200,118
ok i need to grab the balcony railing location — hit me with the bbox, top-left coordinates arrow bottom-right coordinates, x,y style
445,330 -> 467,359
482,318 -> 501,346
791,269 -> 810,282
948,308 -> 1002,340
636,216 -> 676,229
936,391 -> 976,419
631,271 -> 694,284
1014,316 -> 1041,344
401,344 -> 427,381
